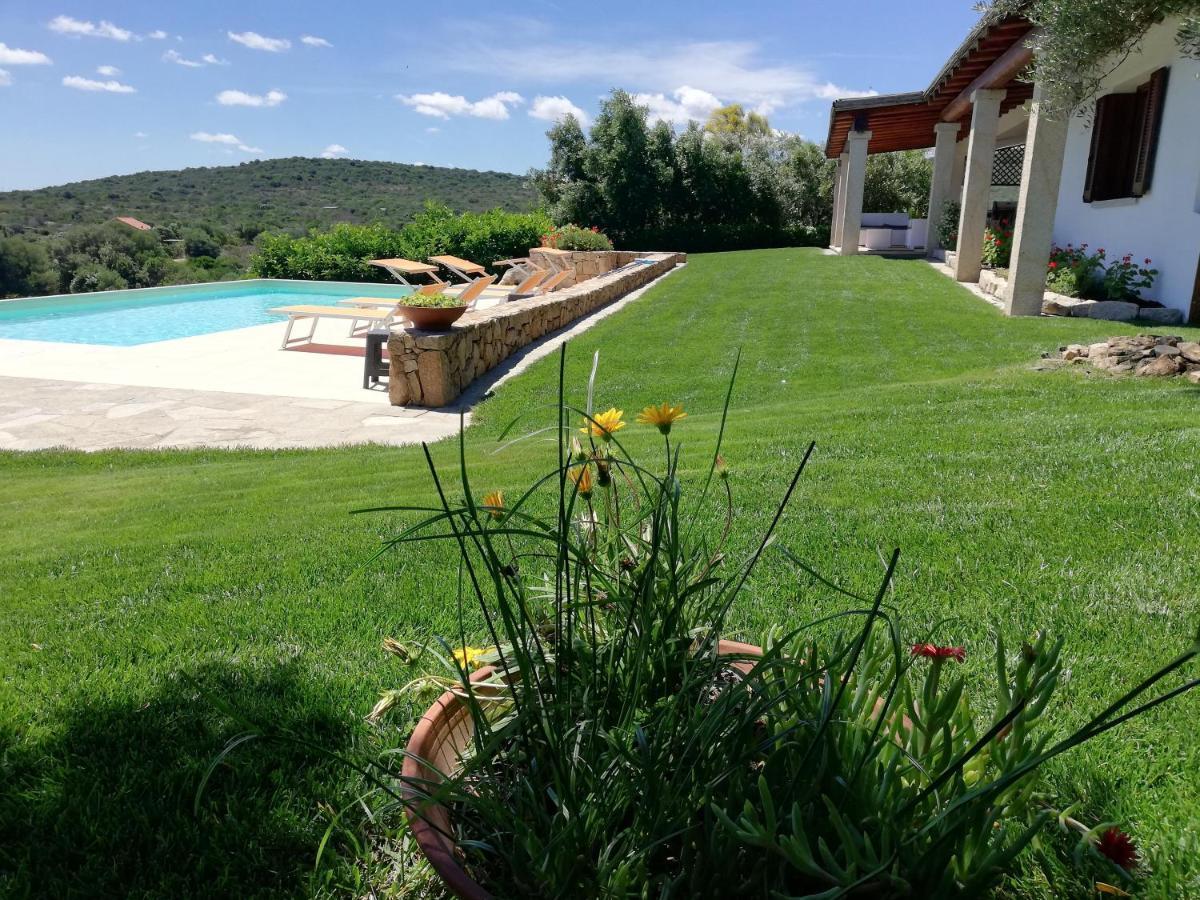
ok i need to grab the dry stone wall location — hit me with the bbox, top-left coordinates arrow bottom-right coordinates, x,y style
387,252 -> 684,407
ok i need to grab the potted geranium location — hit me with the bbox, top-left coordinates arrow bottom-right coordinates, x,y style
349,350 -> 1198,898
397,290 -> 470,330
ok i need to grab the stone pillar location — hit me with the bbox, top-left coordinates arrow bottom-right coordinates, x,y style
953,89 -> 1005,282
951,138 -> 968,203
926,122 -> 960,255
1004,82 -> 1069,316
830,154 -> 848,250
837,131 -> 871,256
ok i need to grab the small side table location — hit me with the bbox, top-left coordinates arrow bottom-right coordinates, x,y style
363,329 -> 390,390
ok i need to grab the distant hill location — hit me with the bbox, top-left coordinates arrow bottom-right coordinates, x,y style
0,157 -> 539,236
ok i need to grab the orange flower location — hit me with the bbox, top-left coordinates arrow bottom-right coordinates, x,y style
481,490 -> 505,520
569,464 -> 593,498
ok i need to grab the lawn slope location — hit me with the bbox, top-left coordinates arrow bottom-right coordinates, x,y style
2,249 -> 1199,898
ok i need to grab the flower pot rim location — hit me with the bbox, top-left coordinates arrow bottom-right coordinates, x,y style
401,638 -> 763,900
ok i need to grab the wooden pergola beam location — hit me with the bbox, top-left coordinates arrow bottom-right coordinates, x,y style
940,30 -> 1037,122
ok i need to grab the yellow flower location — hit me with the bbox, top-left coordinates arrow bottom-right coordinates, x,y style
452,646 -> 488,669
481,490 -> 505,520
636,402 -> 688,435
569,464 -> 594,498
580,407 -> 625,441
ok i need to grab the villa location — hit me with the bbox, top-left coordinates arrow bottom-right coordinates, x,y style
825,11 -> 1200,323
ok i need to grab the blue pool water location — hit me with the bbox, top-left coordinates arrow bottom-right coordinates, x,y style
0,279 -> 413,346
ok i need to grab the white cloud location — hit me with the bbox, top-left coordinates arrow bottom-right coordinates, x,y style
134,130 -> 148,138
529,95 -> 588,125
96,64 -> 120,76
320,143 -> 347,158
163,49 -> 200,67
216,88 -> 286,107
632,85 -> 722,126
190,131 -> 261,153
165,50 -> 227,67
227,31 -> 290,52
48,15 -> 133,41
301,35 -> 332,47
397,90 -> 524,120
0,43 -> 52,65
452,37 -> 874,116
0,69 -> 10,87
147,30 -> 167,40
62,74 -> 136,93
425,126 -> 440,134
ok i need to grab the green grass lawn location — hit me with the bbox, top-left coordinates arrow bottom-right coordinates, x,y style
3,248 -> 1200,898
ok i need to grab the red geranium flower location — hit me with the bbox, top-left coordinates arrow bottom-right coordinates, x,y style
1048,261 -> 1058,269
911,643 -> 966,662
1096,828 -> 1139,870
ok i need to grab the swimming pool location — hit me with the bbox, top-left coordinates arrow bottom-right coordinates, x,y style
0,278 -> 414,346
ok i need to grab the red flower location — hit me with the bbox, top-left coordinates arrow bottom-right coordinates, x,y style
1144,258 -> 1152,265
1096,828 -> 1139,870
1098,248 -> 1105,256
911,643 -> 966,663
1048,261 -> 1058,269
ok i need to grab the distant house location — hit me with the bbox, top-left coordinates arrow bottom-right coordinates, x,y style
824,12 -> 1200,322
114,216 -> 152,231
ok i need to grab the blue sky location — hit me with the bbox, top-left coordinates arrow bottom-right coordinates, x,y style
0,1 -> 981,190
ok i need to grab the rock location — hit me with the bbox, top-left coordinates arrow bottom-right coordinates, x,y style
1136,355 -> 1183,377
1086,301 -> 1140,322
1063,348 -> 1083,361
1088,341 -> 1111,358
1187,370 -> 1200,385
1043,296 -> 1092,317
1179,342 -> 1200,363
1153,344 -> 1182,357
1136,307 -> 1184,325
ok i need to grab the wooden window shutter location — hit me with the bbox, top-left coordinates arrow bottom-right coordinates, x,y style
1083,93 -> 1138,202
1132,67 -> 1170,197
1082,95 -> 1109,203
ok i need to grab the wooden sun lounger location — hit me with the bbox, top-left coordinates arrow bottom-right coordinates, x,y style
535,269 -> 572,294
269,303 -> 400,349
429,254 -> 487,283
368,257 -> 444,286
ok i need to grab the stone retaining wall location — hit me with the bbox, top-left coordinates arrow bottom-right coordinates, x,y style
528,249 -> 641,288
387,252 -> 684,407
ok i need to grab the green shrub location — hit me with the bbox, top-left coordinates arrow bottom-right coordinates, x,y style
623,223 -> 826,253
981,222 -> 1013,269
397,292 -> 465,309
250,203 -> 553,282
936,201 -> 960,250
542,223 -> 613,251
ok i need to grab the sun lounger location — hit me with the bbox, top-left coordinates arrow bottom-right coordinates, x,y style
338,275 -> 499,313
429,254 -> 488,284
269,303 -> 401,349
534,269 -> 572,294
368,258 -> 444,287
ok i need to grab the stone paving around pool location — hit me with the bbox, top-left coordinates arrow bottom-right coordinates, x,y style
0,263 -> 682,451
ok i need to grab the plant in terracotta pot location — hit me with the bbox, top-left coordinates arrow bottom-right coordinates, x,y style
348,349 -> 1198,898
398,290 -> 469,330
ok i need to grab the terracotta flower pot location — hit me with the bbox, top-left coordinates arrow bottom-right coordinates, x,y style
398,303 -> 467,331
401,639 -> 762,900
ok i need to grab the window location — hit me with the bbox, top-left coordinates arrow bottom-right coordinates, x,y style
1083,67 -> 1170,202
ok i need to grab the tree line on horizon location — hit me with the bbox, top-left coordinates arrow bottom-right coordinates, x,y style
0,99 -> 932,298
